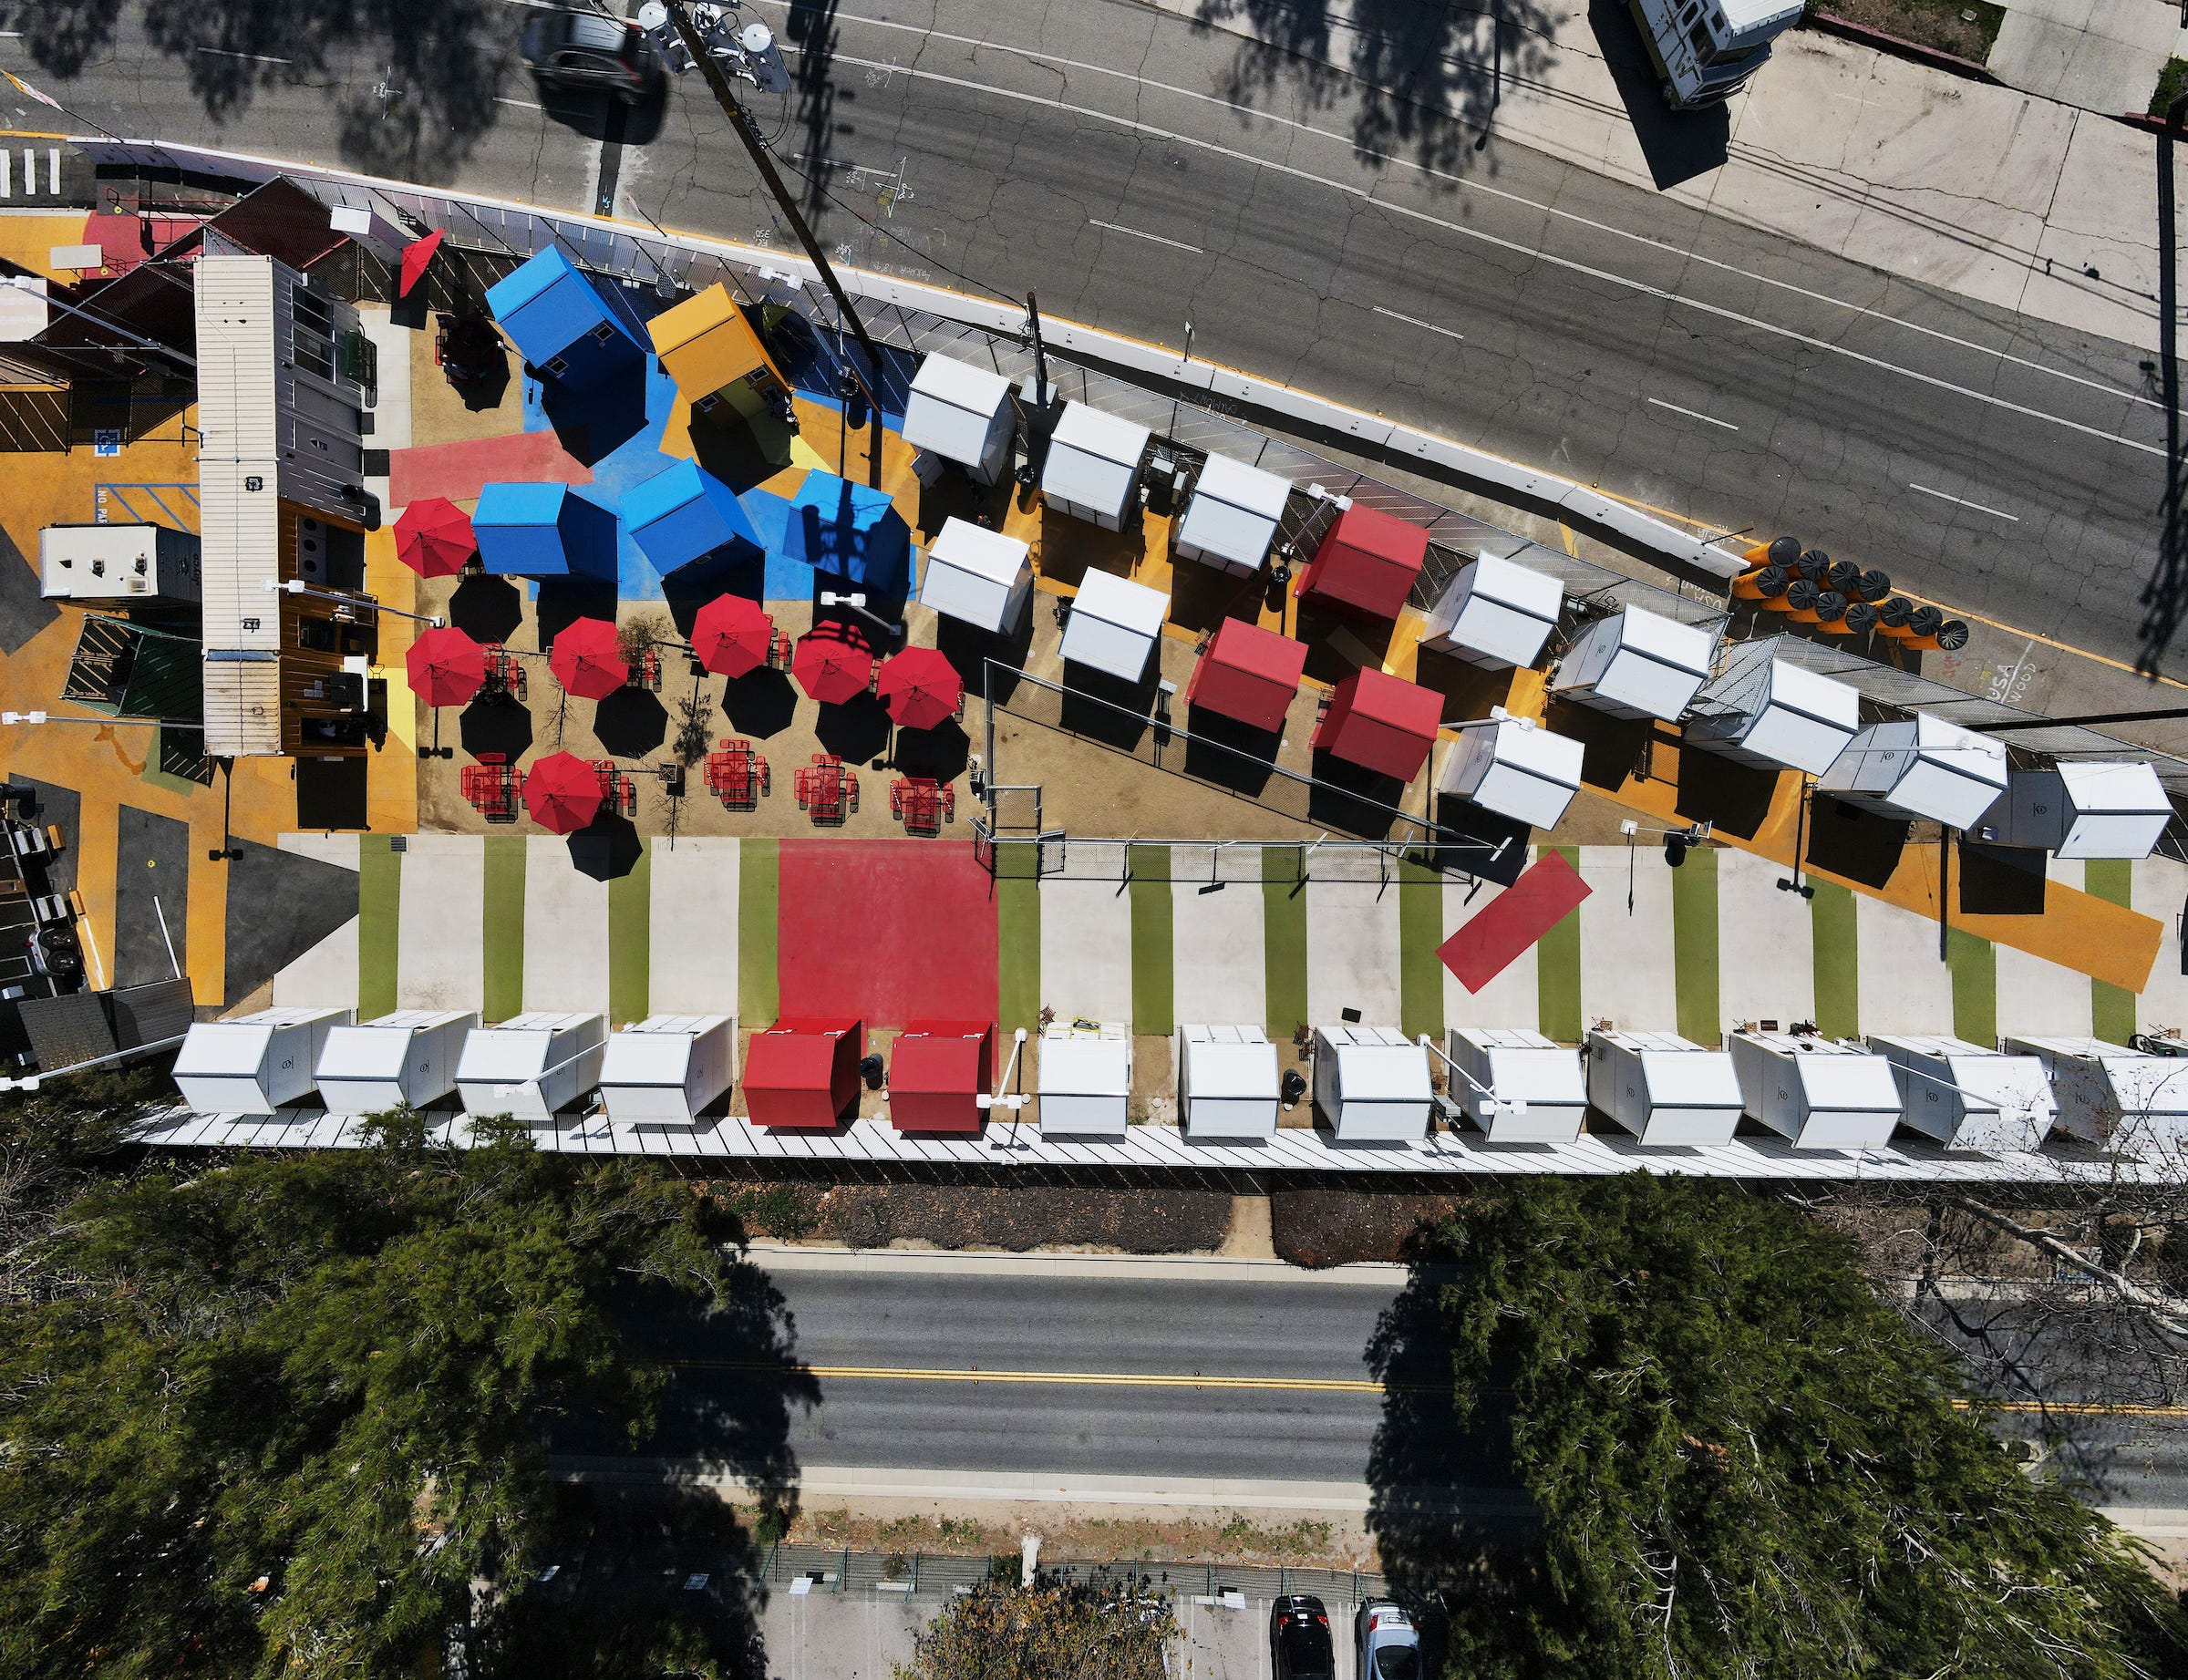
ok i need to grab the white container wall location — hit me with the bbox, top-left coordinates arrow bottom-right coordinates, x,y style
1818,716 -> 2008,831
1980,763 -> 2173,861
1172,453 -> 1291,575
1726,1030 -> 1903,1149
315,1010 -> 477,1114
2005,1036 -> 2188,1155
1584,1029 -> 1744,1145
1037,1021 -> 1132,1136
1039,402 -> 1151,531
173,1005 -> 353,1117
600,1014 -> 737,1124
1684,642 -> 1860,776
455,1012 -> 607,1122
1177,1024 -> 1280,1140
1444,1027 -> 1586,1141
1312,1025 -> 1433,1142
1058,569 -> 1170,682
1550,606 -> 1714,722
901,353 -> 1016,485
1420,552 -> 1563,670
919,519 -> 1035,636
1437,716 -> 1584,830
1867,1035 -> 2056,1151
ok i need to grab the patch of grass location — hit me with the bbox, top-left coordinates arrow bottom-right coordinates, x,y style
1217,1517 -> 1335,1556
2154,57 -> 2188,119
1809,0 -> 2004,62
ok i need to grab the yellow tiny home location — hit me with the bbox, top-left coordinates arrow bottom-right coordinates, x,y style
647,283 -> 790,426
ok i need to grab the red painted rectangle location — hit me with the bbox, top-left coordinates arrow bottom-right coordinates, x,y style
389,429 -> 593,507
1439,851 -> 1591,993
777,840 -> 1000,1027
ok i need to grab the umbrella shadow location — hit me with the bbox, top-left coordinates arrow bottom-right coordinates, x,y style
448,573 -> 527,644
593,686 -> 671,760
536,578 -> 621,649
662,542 -> 769,638
568,811 -> 645,881
815,693 -> 893,766
459,695 -> 536,760
721,668 -> 799,740
894,719 -> 972,783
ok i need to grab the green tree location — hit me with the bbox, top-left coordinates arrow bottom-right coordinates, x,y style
0,1107 -> 803,1679
894,1576 -> 1178,1680
1371,1175 -> 2188,1680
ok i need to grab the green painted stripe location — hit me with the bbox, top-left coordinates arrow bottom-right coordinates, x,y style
607,840 -> 652,1026
1127,844 -> 1174,1036
1398,860 -> 1444,1044
1262,846 -> 1309,1041
356,838 -> 401,1020
1536,846 -> 1583,1045
1947,927 -> 1997,1046
1809,881 -> 1859,1040
1672,845 -> 1720,1046
738,837 -> 779,1027
995,840 -> 1042,1034
481,836 -> 526,1022
2085,859 -> 2137,1044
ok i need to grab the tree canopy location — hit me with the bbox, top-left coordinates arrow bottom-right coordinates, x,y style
1371,1174 -> 2188,1680
893,1576 -> 1178,1680
0,1102 -> 800,1679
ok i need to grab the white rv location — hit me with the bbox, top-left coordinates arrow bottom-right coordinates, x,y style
1629,0 -> 1802,109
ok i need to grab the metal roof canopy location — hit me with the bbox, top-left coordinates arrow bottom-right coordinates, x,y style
315,1009 -> 476,1114
1058,569 -> 1170,682
1686,636 -> 1860,776
2005,1036 -> 2188,1155
1040,401 -> 1151,531
1868,1035 -> 2057,1151
1039,1022 -> 1132,1136
902,351 -> 1016,483
1314,1024 -> 1432,1142
1177,1024 -> 1280,1141
1173,452 -> 1292,575
744,1017 -> 863,1129
173,1006 -> 352,1117
920,518 -> 1035,634
1437,715 -> 1584,830
1446,1027 -> 1586,1142
1982,762 -> 2173,860
1185,616 -> 1308,735
889,1019 -> 994,1135
1820,715 -> 2008,831
1726,1031 -> 1902,1150
1585,1029 -> 1745,1146
1420,552 -> 1564,669
1553,606 -> 1716,722
599,1014 -> 735,1125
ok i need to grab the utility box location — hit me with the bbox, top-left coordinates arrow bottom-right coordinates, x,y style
1444,1026 -> 1586,1141
1726,1030 -> 1902,1150
40,522 -> 201,604
1980,763 -> 2173,861
173,1005 -> 353,1116
1419,552 -> 1563,669
455,1012 -> 606,1121
315,1009 -> 476,1114
1584,1028 -> 1743,1146
1818,716 -> 2008,831
1039,402 -> 1151,531
599,1014 -> 736,1124
1866,1034 -> 2055,1151
2004,1036 -> 2188,1154
1312,1024 -> 1432,1142
1684,641 -> 1859,776
1551,606 -> 1714,723
1437,715 -> 1584,830
901,352 -> 1016,485
1176,1024 -> 1280,1141
919,519 -> 1035,636
1037,1020 -> 1131,1136
1172,453 -> 1290,576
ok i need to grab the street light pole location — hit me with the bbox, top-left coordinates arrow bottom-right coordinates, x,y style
262,578 -> 442,627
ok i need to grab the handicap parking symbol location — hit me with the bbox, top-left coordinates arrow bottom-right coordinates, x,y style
93,428 -> 120,457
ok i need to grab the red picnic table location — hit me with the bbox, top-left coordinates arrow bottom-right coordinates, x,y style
460,758 -> 520,823
889,775 -> 955,836
704,737 -> 771,810
794,754 -> 860,826
591,760 -> 638,817
483,644 -> 528,702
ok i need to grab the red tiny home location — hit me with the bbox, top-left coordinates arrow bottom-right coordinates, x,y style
1185,618 -> 1309,735
743,1017 -> 864,1129
888,1020 -> 995,1134
1295,502 -> 1429,621
1312,667 -> 1442,782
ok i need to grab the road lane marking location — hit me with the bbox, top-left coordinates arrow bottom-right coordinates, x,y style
778,4 -> 2160,417
1909,482 -> 2021,522
672,1360 -> 1394,1392
798,47 -> 2162,460
1647,397 -> 1739,431
495,96 -> 544,109
1371,304 -> 1462,341
1088,217 -> 1203,254
195,46 -> 292,65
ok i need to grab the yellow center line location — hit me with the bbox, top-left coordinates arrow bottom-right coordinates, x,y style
669,1360 -> 1389,1393
1979,1400 -> 2188,1418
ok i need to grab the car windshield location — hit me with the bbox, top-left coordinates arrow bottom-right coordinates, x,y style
1281,1625 -> 1333,1677
1374,1647 -> 1420,1680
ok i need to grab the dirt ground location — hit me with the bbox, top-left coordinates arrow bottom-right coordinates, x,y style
769,1502 -> 1377,1572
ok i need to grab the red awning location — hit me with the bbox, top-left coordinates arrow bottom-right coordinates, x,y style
744,1017 -> 865,1129
549,615 -> 628,700
692,593 -> 774,678
1295,503 -> 1429,621
398,228 -> 445,298
792,621 -> 875,706
888,1020 -> 993,1134
1184,618 -> 1308,734
875,647 -> 963,730
1439,852 -> 1592,993
394,495 -> 476,578
405,624 -> 487,707
1311,666 -> 1442,781
522,750 -> 604,834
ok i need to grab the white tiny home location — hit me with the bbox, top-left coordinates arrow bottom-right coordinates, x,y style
315,1010 -> 477,1114
2005,1036 -> 2188,1155
1312,1024 -> 1433,1142
455,1012 -> 607,1122
1726,1030 -> 1902,1150
1866,1034 -> 2056,1151
1979,762 -> 2173,861
1818,716 -> 2008,831
901,352 -> 1016,485
1058,568 -> 1170,682
1437,715 -> 1584,830
919,518 -> 1035,637
1176,1024 -> 1280,1140
1419,553 -> 1563,670
1584,1028 -> 1744,1146
1039,402 -> 1151,531
1037,1021 -> 1131,1136
599,1014 -> 737,1124
173,1005 -> 353,1117
1172,453 -> 1291,576
1684,643 -> 1860,777
1444,1027 -> 1586,1142
1549,605 -> 1715,722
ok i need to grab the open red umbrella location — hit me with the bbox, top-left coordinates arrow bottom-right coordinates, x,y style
691,593 -> 775,679
398,227 -> 445,299
549,616 -> 628,700
404,624 -> 488,707
792,622 -> 875,706
522,750 -> 604,834
875,647 -> 963,730
394,497 -> 476,578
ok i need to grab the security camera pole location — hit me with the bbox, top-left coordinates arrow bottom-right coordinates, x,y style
661,0 -> 883,489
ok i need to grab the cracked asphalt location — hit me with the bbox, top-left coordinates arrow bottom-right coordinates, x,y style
5,0 -> 2170,670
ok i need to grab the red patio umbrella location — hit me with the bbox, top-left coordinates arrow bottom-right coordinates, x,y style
691,593 -> 775,678
875,647 -> 963,731
404,624 -> 488,707
398,227 -> 445,299
549,616 -> 628,700
394,496 -> 476,578
522,750 -> 604,834
792,621 -> 875,706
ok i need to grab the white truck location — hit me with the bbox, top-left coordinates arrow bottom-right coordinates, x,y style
1629,0 -> 1803,108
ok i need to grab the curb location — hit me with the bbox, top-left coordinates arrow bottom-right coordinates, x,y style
1799,14 -> 1999,86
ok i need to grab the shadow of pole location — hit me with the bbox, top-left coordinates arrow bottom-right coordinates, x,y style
2140,104 -> 2187,677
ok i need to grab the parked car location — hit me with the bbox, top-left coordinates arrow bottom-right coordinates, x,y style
520,8 -> 664,104
1270,1594 -> 1334,1680
1357,1600 -> 1421,1679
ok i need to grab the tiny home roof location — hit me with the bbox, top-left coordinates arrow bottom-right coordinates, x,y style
1039,1025 -> 1130,1094
1460,552 -> 1564,620
1603,605 -> 1713,676
1178,453 -> 1291,567
2058,760 -> 2170,817
1187,616 -> 1308,733
602,1015 -> 729,1086
474,480 -> 577,526
484,246 -> 583,317
318,1011 -> 471,1078
1738,1035 -> 1902,1110
1472,716 -> 1583,787
1594,1029 -> 1742,1104
2010,1036 -> 2188,1115
926,517 -> 1030,584
1460,1029 -> 1585,1103
903,353 -> 1013,460
890,1021 -> 991,1092
1872,1035 -> 2054,1114
175,1008 -> 343,1077
1181,1026 -> 1278,1098
458,1013 -> 597,1080
1042,402 -> 1151,508
1321,1025 -> 1429,1099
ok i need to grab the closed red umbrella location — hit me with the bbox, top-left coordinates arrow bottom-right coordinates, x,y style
394,496 -> 476,578
404,624 -> 488,707
522,750 -> 604,834
792,621 -> 875,706
875,647 -> 962,730
549,616 -> 627,700
398,227 -> 444,299
692,593 -> 775,678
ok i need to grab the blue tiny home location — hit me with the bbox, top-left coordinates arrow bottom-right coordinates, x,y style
784,471 -> 911,598
473,482 -> 619,580
484,248 -> 647,390
623,459 -> 761,573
